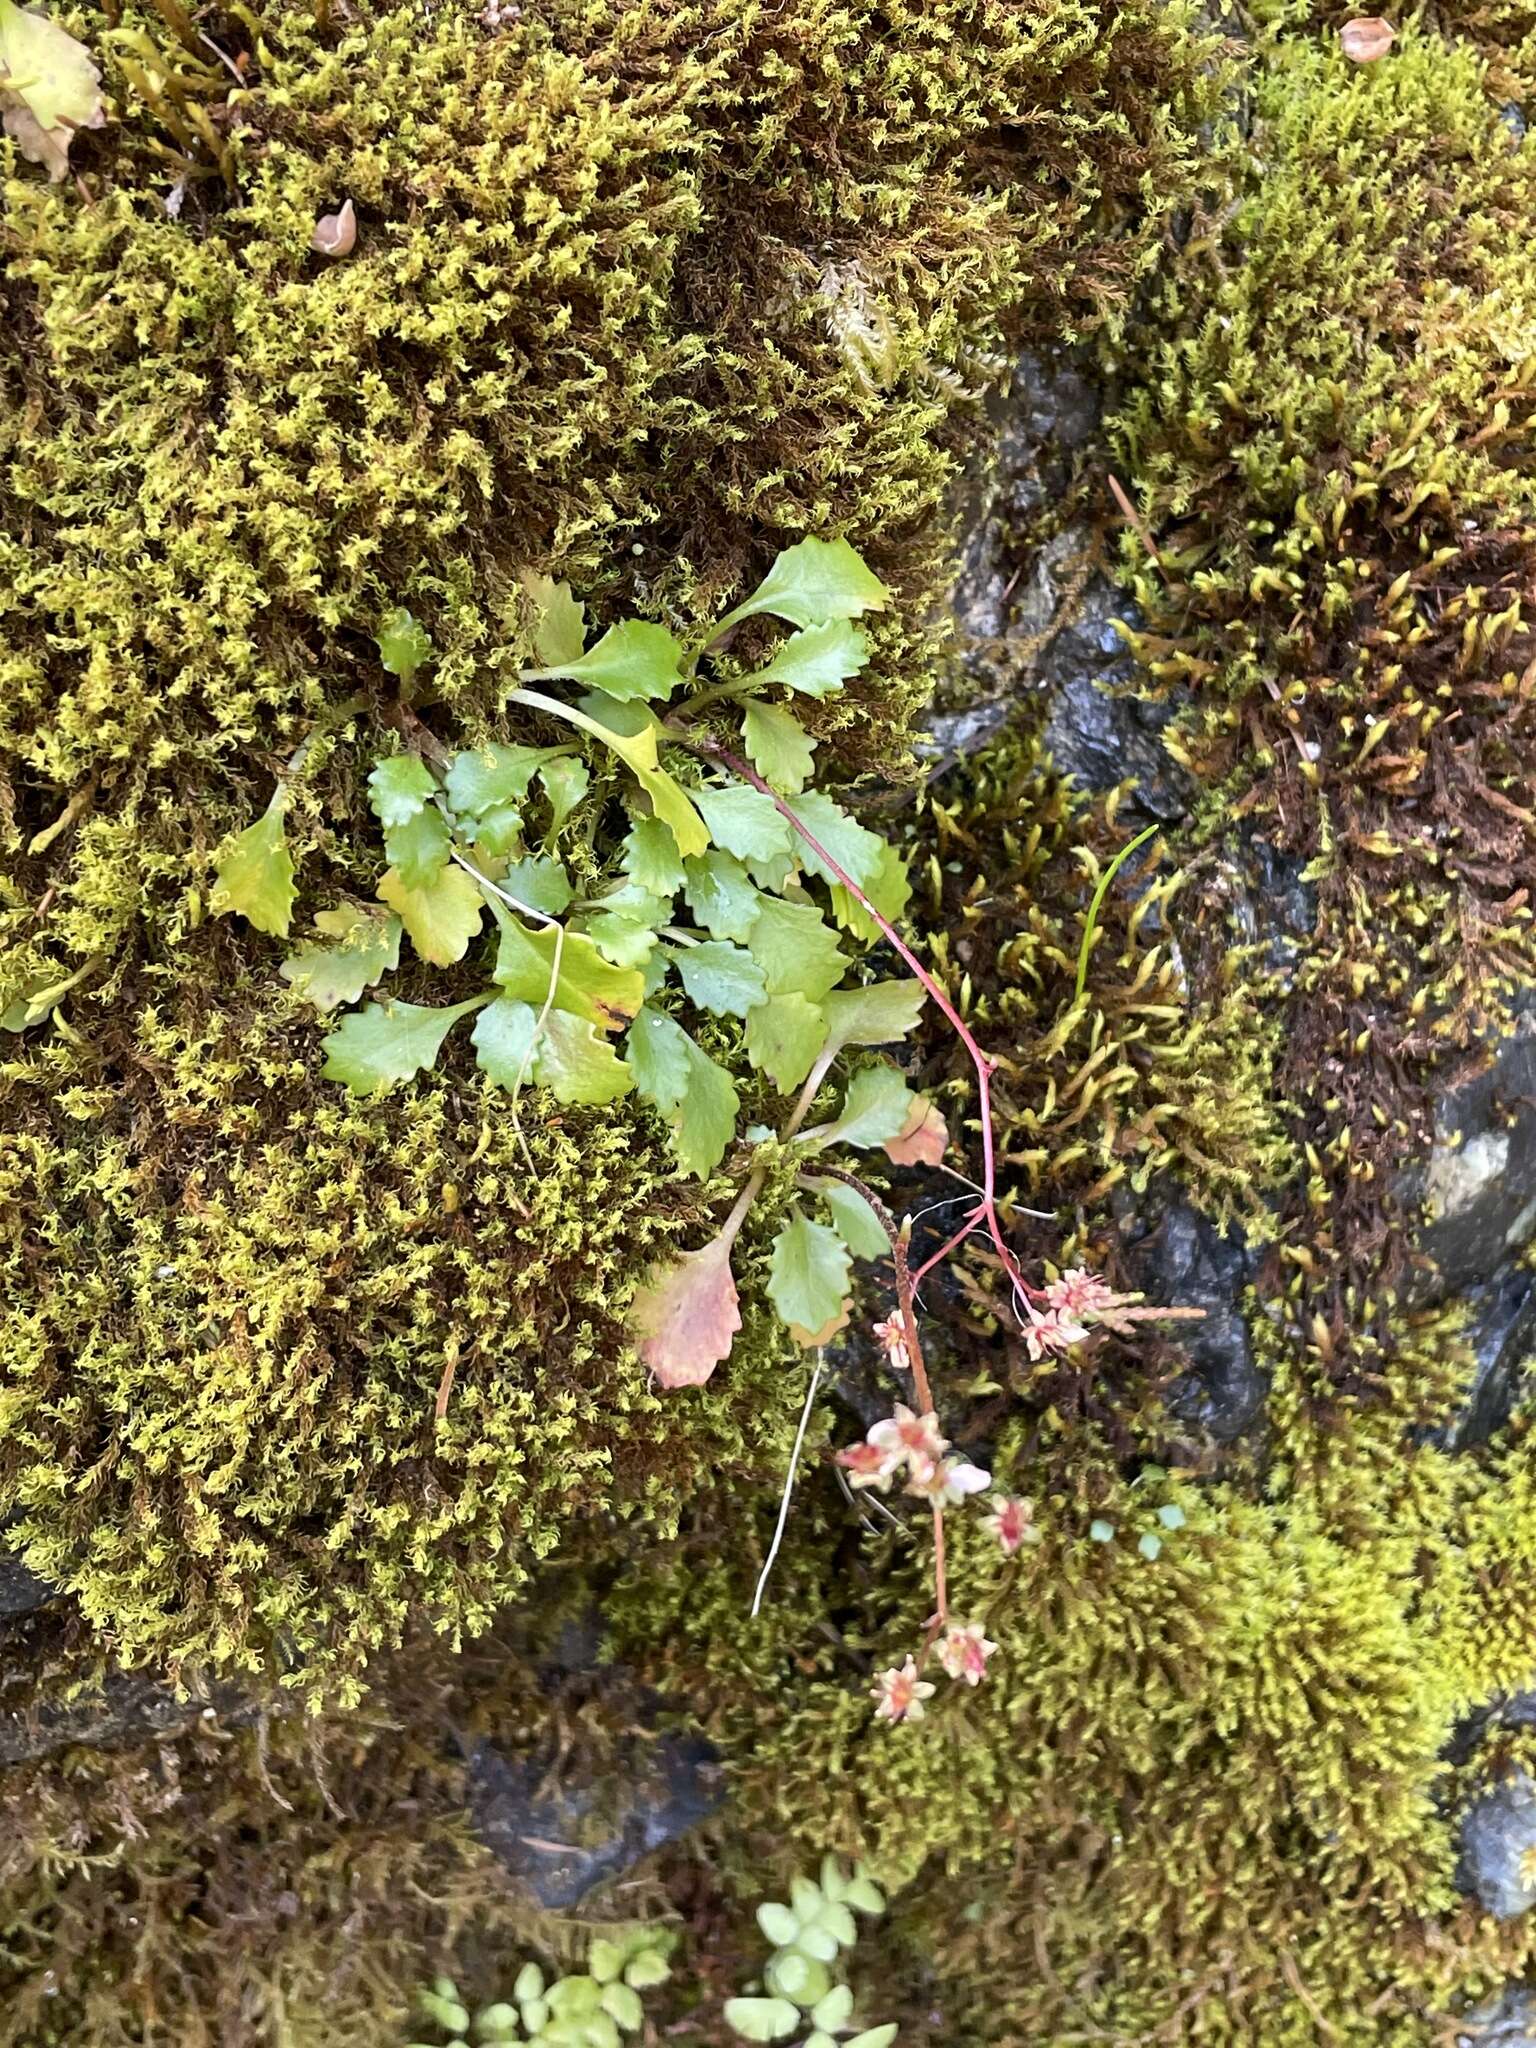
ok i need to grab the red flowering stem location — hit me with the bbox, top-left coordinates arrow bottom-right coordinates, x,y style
910,1204 -> 986,1289
681,734 -> 1042,1313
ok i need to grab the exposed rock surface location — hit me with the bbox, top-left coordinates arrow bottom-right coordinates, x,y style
1460,1771 -> 1536,1921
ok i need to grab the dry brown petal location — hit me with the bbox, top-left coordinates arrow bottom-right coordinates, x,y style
311,197 -> 357,257
1340,17 -> 1395,61
883,1095 -> 949,1168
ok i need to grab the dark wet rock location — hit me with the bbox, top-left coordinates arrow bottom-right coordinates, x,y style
1402,997 -> 1536,1297
1118,1185 -> 1266,1443
0,1670 -> 257,1768
1039,624 -> 1193,826
1501,102 -> 1528,142
1437,1270 -> 1536,1452
1458,1987 -> 1536,2047
0,1550 -> 55,1620
1460,1771 -> 1536,1920
467,1728 -> 723,1910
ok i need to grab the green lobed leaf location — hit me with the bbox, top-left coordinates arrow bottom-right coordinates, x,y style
829,1064 -> 915,1148
492,911 -> 644,1031
627,1004 -> 739,1178
501,855 -> 574,918
210,790 -> 296,938
384,803 -> 450,889
623,814 -> 686,896
814,1179 -> 888,1261
830,839 -> 912,943
810,1986 -> 854,2033
747,617 -> 870,699
820,979 -> 925,1056
695,783 -> 793,867
540,619 -> 687,702
767,1209 -> 851,1347
446,743 -> 562,817
602,1982 -> 645,2031
321,995 -> 487,1094
579,706 -> 709,859
539,755 -> 590,837
764,1950 -> 832,2010
519,568 -> 587,666
470,995 -> 539,1092
756,1902 -> 799,1948
673,939 -> 767,1018
378,862 -> 485,966
0,0 -> 102,180
622,1952 -> 671,1991
376,607 -> 433,683
745,895 -> 848,1002
367,753 -> 438,828
279,905 -> 402,1011
682,850 -> 759,941
742,700 -> 817,793
788,790 -> 885,894
724,1998 -> 801,2044
466,803 -> 523,858
725,537 -> 890,632
744,991 -> 827,1092
845,2029 -> 899,2048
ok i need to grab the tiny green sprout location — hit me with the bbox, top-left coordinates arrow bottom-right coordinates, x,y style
729,1858 -> 897,2047
1157,1503 -> 1188,1531
377,606 -> 433,684
1138,1532 -> 1163,1561
1089,1519 -> 1116,1543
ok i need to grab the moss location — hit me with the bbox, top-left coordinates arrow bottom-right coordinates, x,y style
0,0 -> 1221,1688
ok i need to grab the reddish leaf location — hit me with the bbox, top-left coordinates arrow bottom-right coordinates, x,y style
1339,16 -> 1394,60
629,1231 -> 742,1388
882,1095 -> 948,1167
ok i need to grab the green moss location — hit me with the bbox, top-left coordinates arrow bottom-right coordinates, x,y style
0,0 -> 1220,1689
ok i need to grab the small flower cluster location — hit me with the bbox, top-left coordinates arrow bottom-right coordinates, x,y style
835,1404 -> 989,1505
871,1622 -> 998,1722
1022,1266 -> 1122,1361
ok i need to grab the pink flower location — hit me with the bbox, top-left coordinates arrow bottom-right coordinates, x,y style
871,1314 -> 913,1375
906,1455 -> 991,1506
1022,1300 -> 1089,1361
936,1623 -> 998,1686
836,1440 -> 900,1491
985,1495 -> 1040,1556
871,1657 -> 936,1723
868,1403 -> 948,1466
1044,1267 -> 1119,1322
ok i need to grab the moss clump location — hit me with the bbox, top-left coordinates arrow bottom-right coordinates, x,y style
0,0 -> 1220,1688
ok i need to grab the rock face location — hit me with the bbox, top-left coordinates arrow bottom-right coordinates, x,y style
1459,1988 -> 1536,2048
1407,999 -> 1536,1298
466,1730 -> 723,1911
1460,1772 -> 1536,1921
1118,1187 -> 1267,1444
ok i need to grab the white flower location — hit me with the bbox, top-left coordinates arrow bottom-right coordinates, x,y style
936,1623 -> 998,1686
871,1657 -> 936,1723
868,1403 -> 948,1466
1022,1301 -> 1089,1361
906,1455 -> 991,1506
984,1495 -> 1041,1556
871,1314 -> 913,1375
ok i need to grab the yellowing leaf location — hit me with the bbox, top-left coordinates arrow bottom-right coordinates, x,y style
629,1230 -> 742,1388
767,1209 -> 851,1347
280,905 -> 402,1011
492,911 -> 644,1031
320,994 -> 487,1094
536,1008 -> 635,1105
378,861 -> 485,966
0,0 -> 103,182
211,789 -> 296,938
